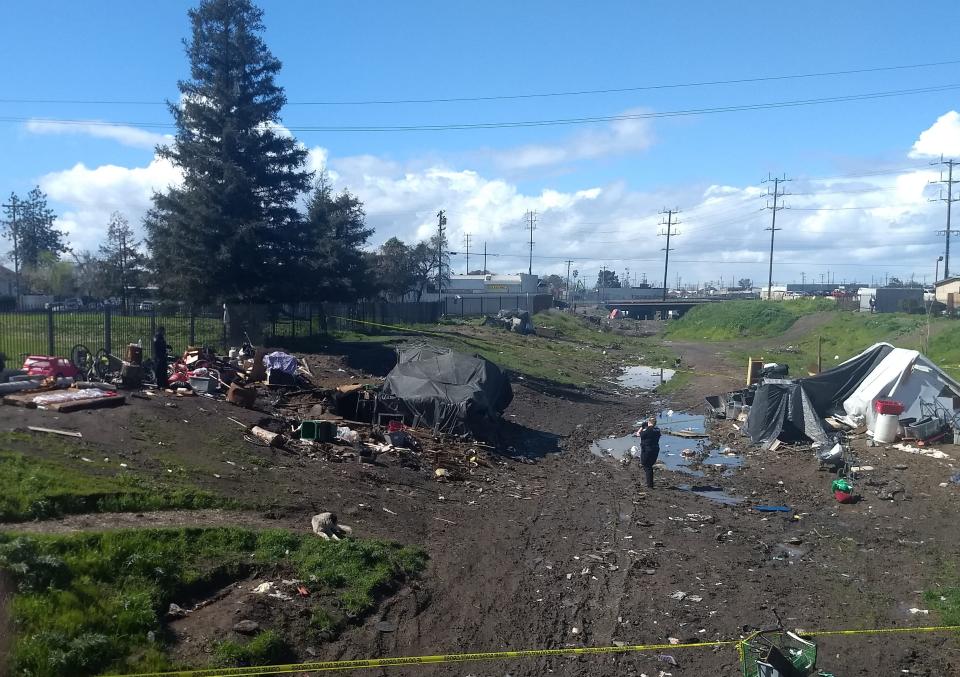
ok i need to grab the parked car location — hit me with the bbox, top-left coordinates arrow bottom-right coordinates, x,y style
22,355 -> 82,380
138,301 -> 154,311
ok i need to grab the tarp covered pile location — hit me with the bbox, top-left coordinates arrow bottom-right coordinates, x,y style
745,342 -> 960,448
381,344 -> 513,436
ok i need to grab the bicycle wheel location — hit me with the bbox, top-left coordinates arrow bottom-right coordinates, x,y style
70,344 -> 92,377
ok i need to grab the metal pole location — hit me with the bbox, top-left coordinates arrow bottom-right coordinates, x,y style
768,178 -> 779,299
946,161 -> 954,278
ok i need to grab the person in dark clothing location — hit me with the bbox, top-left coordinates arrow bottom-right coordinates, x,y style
638,415 -> 662,488
153,326 -> 169,388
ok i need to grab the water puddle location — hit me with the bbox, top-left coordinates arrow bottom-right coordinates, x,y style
617,365 -> 676,390
591,411 -> 742,478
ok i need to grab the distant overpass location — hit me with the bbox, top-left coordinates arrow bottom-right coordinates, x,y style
600,298 -> 720,319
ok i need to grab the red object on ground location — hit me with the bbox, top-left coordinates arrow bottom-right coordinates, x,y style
22,355 -> 81,380
834,490 -> 855,504
874,399 -> 904,415
387,420 -> 404,433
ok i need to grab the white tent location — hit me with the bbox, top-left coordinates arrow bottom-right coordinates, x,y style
841,342 -> 960,432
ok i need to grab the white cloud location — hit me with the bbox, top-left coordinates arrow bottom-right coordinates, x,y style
17,111 -> 958,287
25,119 -> 172,150
39,157 -> 182,251
489,109 -> 655,170
909,111 -> 960,158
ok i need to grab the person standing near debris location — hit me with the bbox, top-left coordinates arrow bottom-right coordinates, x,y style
638,415 -> 662,488
153,326 -> 169,388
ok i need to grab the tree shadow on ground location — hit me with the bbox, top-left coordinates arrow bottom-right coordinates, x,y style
512,373 -> 616,406
265,336 -> 401,377
489,420 -> 562,460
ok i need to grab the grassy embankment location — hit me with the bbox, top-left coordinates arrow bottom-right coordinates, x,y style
665,299 -> 960,379
0,528 -> 426,676
663,298 -> 837,341
0,431 -> 235,522
326,310 -> 681,389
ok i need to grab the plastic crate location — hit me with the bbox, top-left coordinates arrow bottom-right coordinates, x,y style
873,399 -> 904,415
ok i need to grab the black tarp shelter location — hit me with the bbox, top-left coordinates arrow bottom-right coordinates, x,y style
745,343 -> 894,448
381,344 -> 513,436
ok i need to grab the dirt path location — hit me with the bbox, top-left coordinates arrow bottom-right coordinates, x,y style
665,312 -> 839,407
2,509 -> 297,534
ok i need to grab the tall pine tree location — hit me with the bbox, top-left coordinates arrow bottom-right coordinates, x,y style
146,0 -> 311,304
99,212 -> 148,314
300,173 -> 375,302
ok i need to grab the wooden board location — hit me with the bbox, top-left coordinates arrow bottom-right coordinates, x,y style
43,395 -> 126,413
2,392 -> 41,407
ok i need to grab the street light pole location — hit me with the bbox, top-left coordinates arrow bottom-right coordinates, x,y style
936,255 -> 944,283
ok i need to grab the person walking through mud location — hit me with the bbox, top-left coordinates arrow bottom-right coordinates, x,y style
638,415 -> 661,488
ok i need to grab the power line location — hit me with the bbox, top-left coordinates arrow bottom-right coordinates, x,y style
6,83 -> 960,133
463,232 -> 472,274
931,155 -> 960,278
435,210 -> 446,300
5,58 -> 958,107
658,208 -> 680,301
525,210 -> 537,276
762,173 -> 791,297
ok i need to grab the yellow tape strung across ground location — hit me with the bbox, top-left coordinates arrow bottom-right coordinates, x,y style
113,625 -> 960,677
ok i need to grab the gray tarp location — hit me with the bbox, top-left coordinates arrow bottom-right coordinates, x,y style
745,379 -> 833,449
382,344 -> 513,436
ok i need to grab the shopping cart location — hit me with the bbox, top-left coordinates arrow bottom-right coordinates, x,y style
740,613 -> 836,677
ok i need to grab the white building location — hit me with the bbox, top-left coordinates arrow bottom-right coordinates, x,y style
935,276 -> 960,306
445,273 -> 540,295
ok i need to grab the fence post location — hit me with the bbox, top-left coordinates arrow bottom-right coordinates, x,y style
150,309 -> 156,345
189,311 -> 196,346
104,307 -> 112,356
46,308 -> 55,355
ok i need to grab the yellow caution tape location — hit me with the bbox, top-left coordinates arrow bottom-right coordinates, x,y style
110,625 -> 960,677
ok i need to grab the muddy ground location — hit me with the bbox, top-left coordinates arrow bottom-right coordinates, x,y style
1,334 -> 959,676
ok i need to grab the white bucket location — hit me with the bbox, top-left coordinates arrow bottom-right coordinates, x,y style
874,413 -> 899,444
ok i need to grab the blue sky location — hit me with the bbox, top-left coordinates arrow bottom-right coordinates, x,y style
2,1 -> 960,287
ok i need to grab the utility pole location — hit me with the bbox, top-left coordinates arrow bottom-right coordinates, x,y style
1,195 -> 21,309
658,208 -> 680,301
931,155 -> 960,279
436,209 -> 446,301
762,173 -> 790,299
565,259 -> 573,302
525,210 -> 537,276
801,271 -> 806,287
483,241 -> 488,275
463,232 -> 472,274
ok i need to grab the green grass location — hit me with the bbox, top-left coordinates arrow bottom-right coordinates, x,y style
664,298 -> 838,341
0,311 -> 222,363
724,312 -> 948,378
923,559 -> 960,626
926,323 -> 960,376
213,630 -> 294,668
0,528 -> 426,676
0,433 -> 234,521
324,310 -> 679,388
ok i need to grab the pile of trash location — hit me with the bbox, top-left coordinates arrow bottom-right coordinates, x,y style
482,309 -> 535,334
